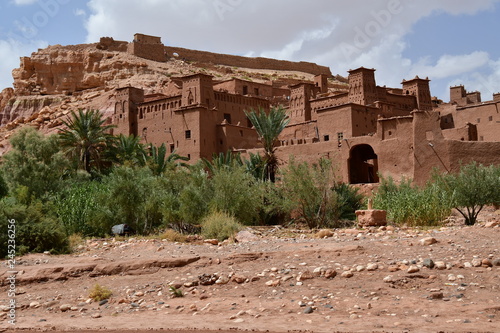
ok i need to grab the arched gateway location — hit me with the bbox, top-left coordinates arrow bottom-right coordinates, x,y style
348,144 -> 379,184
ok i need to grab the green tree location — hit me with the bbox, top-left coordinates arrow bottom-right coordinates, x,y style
58,109 -> 115,173
245,106 -> 289,182
202,151 -> 243,175
148,143 -> 189,176
1,127 -> 68,201
112,134 -> 147,167
434,162 -> 500,225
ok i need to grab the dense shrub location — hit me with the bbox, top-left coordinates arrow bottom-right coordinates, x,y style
91,166 -> 166,235
1,127 -> 69,201
56,178 -> 106,236
0,198 -> 69,256
201,211 -> 243,241
281,158 -> 345,228
208,166 -> 264,225
374,176 -> 452,227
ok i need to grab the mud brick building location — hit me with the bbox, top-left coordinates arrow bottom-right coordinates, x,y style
113,35 -> 500,185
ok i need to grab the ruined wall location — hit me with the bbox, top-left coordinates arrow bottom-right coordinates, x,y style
128,33 -> 166,62
164,46 -> 332,76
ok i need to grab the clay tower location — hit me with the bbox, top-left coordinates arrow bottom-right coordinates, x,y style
113,86 -> 144,137
348,67 -> 377,106
181,73 -> 215,109
402,76 -> 432,111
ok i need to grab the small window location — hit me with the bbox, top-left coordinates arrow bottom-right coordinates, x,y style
243,86 -> 248,95
240,130 -> 244,137
324,135 -> 330,142
187,154 -> 191,160
223,113 -> 232,124
170,144 -> 175,153
185,130 -> 191,139
254,88 -> 259,95
480,136 -> 484,141
489,116 -> 493,121
477,118 -> 481,123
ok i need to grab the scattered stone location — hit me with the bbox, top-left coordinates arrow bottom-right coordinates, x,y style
215,275 -> 230,284
366,263 -> 378,271
235,230 -> 259,243
341,271 -> 353,278
430,292 -> 444,300
464,262 -> 472,268
419,237 -> 437,246
91,313 -> 102,318
407,265 -> 420,273
492,259 -> 500,266
204,239 -> 219,245
316,229 -> 334,238
471,259 -> 482,267
422,259 -> 435,269
265,280 -> 280,287
134,291 -> 144,297
303,306 -> 314,314
383,275 -> 394,283
231,274 -> 247,284
356,265 -> 365,272
482,259 -> 493,267
60,304 -> 71,312
434,261 -> 446,270
98,299 -> 108,306
324,269 -> 337,279
297,271 -> 314,281
29,301 -> 41,309
485,221 -> 499,228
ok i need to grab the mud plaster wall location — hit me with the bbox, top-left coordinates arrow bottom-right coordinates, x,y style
164,46 -> 332,76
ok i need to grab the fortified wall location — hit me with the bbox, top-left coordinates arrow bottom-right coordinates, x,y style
164,46 -> 332,76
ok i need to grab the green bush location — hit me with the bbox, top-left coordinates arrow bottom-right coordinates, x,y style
373,176 -> 451,227
280,157 -> 343,228
56,179 -> 106,236
201,211 -> 242,241
1,127 -> 69,201
92,166 -> 166,235
433,162 -> 500,225
333,183 -> 365,220
0,199 -> 69,256
208,166 -> 264,225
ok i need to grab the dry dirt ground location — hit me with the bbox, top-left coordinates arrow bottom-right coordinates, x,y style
1,208 -> 499,333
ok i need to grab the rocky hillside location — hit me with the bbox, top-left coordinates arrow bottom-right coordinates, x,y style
0,39 -> 347,155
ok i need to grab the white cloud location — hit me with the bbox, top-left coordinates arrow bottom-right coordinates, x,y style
76,0 -> 498,101
0,38 -> 48,90
410,52 -> 490,79
446,58 -> 500,99
12,0 -> 38,5
74,8 -> 86,17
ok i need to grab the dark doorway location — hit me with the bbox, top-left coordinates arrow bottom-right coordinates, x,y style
348,144 -> 379,184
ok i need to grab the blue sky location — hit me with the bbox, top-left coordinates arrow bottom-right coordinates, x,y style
1,0 -> 499,101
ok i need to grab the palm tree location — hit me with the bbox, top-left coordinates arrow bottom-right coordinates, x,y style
113,134 -> 147,167
245,106 -> 289,182
202,151 -> 243,175
148,143 -> 189,176
58,109 -> 115,173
